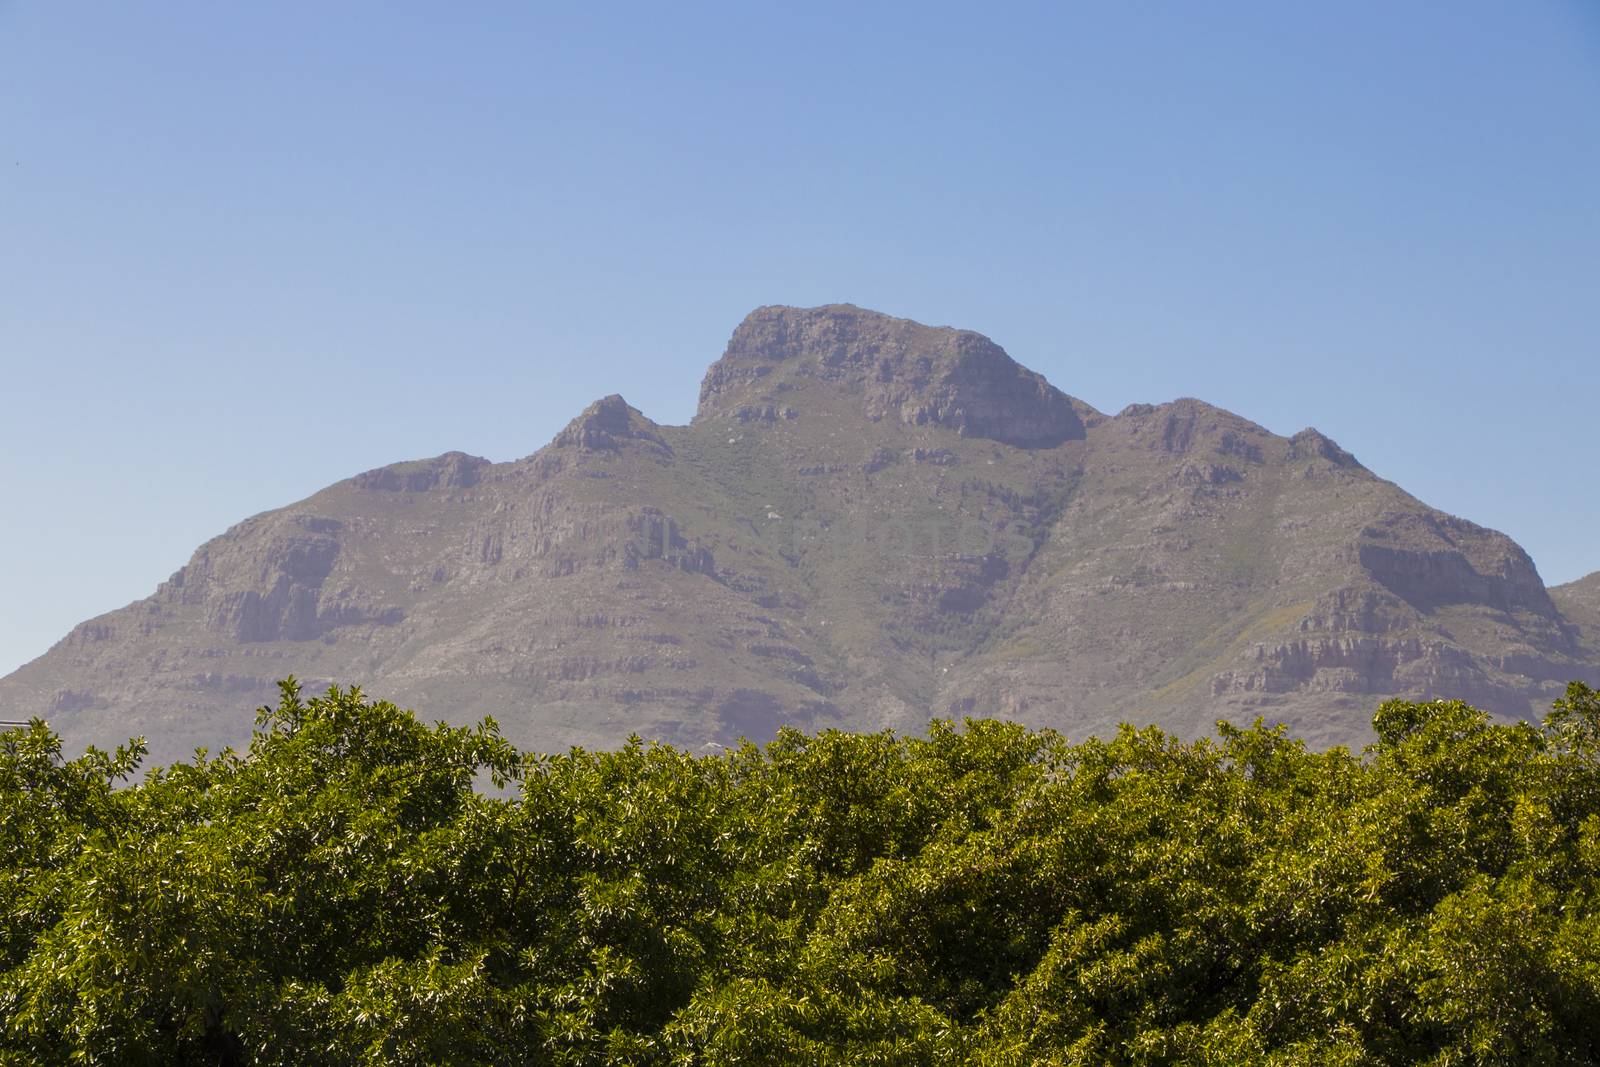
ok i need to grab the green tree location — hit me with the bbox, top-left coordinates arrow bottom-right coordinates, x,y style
4,682 -> 1600,1064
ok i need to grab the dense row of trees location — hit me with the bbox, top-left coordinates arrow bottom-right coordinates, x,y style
4,680 -> 1600,1064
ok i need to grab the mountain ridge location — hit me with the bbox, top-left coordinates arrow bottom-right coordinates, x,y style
5,304 -> 1595,765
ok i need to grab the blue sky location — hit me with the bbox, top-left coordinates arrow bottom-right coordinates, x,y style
2,2 -> 1597,676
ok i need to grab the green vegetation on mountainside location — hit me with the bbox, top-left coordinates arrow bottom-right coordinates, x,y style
6,681 -> 1600,1064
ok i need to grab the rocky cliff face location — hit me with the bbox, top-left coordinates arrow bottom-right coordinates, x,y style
4,304 -> 1593,764
698,305 -> 1086,447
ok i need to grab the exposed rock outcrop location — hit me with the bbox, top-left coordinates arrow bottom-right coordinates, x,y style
353,451 -> 488,491
1356,511 -> 1557,617
553,395 -> 672,454
697,304 -> 1085,447
1289,428 -> 1362,468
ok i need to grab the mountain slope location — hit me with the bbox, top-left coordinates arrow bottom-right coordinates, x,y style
4,305 -> 1592,763
1551,571 -> 1600,651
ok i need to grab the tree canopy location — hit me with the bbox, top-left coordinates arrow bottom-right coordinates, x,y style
4,680 -> 1600,1065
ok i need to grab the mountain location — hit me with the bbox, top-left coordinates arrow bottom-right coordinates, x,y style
5,305 -> 1595,765
1552,571 -> 1600,641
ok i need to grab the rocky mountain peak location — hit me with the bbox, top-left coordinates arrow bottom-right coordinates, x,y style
552,395 -> 669,453
1290,428 -> 1362,468
697,304 -> 1086,448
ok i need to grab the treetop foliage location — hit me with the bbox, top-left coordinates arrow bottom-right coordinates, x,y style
5,679 -> 1600,1064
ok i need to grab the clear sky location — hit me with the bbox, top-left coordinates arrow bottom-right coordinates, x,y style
2,2 -> 1597,677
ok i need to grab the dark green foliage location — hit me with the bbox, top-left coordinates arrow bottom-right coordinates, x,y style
5,681 -> 1600,1064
